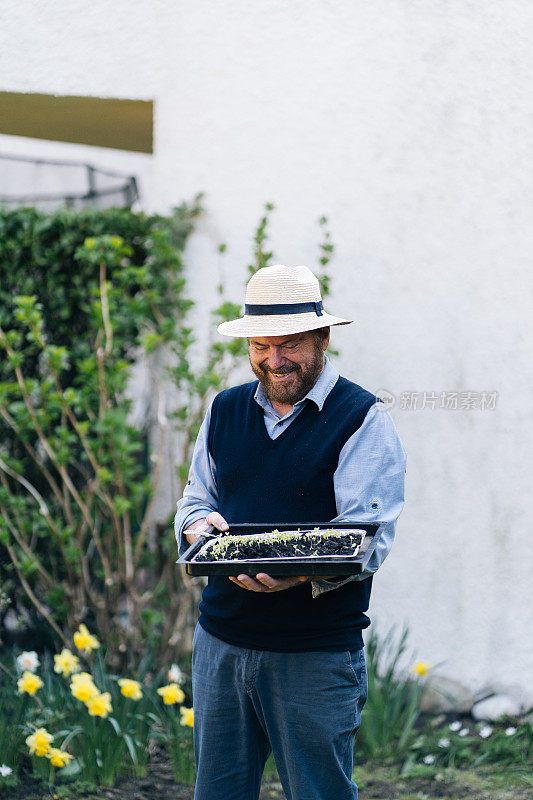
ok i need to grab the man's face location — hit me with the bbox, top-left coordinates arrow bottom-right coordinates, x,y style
248,328 -> 330,407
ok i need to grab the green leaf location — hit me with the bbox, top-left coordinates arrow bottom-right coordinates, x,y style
57,757 -> 81,778
108,717 -> 122,735
114,496 -> 132,515
19,555 -> 39,577
0,522 -> 10,545
123,732 -> 138,764
97,467 -> 113,483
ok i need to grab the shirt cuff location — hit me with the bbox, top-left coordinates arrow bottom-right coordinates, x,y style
176,510 -> 211,557
311,576 -> 355,598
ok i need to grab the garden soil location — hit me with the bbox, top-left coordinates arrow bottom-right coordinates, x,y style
2,757 -> 532,800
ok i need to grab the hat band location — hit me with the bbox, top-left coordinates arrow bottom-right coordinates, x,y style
245,301 -> 323,317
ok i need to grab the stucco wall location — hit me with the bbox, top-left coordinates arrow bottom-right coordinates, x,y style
1,1 -> 531,702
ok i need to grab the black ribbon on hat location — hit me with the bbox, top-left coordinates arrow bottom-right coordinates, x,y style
245,301 -> 324,316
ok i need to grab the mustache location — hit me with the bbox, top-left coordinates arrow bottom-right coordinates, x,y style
262,366 -> 299,375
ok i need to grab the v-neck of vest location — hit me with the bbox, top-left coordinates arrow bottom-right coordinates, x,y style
254,391 -> 318,445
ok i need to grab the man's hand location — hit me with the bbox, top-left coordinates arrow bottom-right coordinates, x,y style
229,573 -> 309,592
185,512 -> 229,545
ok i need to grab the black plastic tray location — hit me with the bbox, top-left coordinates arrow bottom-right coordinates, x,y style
178,522 -> 381,577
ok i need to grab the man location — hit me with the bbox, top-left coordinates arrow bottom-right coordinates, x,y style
175,264 -> 406,800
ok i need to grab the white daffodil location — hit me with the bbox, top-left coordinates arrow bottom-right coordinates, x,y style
167,663 -> 184,684
0,764 -> 13,777
449,720 -> 462,732
505,726 -> 517,736
479,725 -> 493,738
423,754 -> 436,765
16,651 -> 39,673
459,728 -> 469,737
438,737 -> 450,748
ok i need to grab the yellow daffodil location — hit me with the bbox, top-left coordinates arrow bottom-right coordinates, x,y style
86,691 -> 112,718
46,748 -> 74,768
118,678 -> 143,700
54,648 -> 80,677
26,728 -> 53,757
70,672 -> 99,703
412,660 -> 432,676
157,683 -> 185,705
17,670 -> 43,696
180,706 -> 194,727
73,623 -> 100,654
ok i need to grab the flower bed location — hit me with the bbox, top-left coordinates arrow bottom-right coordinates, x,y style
0,626 -> 195,792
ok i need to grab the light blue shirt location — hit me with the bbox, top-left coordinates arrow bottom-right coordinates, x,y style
175,357 -> 406,597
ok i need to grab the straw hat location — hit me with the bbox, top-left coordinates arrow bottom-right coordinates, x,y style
217,264 -> 353,337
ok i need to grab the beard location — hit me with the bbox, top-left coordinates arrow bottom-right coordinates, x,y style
250,340 -> 325,407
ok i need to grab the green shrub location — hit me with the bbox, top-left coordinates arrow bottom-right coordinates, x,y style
0,202 -> 201,664
0,638 -> 193,789
0,201 -> 337,669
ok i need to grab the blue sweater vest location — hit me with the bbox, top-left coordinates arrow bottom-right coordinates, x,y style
198,376 -> 377,652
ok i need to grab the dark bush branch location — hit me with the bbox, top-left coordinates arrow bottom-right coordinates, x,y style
4,536 -> 70,647
0,498 -> 55,591
0,406 -> 65,511
0,326 -> 110,580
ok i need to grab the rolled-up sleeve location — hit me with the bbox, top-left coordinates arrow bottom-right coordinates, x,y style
174,402 -> 218,556
311,403 -> 407,598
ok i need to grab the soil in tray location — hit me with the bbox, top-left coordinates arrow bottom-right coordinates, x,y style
194,529 -> 363,562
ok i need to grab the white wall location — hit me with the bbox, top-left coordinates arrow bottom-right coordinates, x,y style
1,0 -> 532,703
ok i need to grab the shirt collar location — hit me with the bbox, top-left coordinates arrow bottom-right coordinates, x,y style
253,356 -> 339,414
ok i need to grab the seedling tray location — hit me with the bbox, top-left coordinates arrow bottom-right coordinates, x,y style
178,522 -> 381,577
